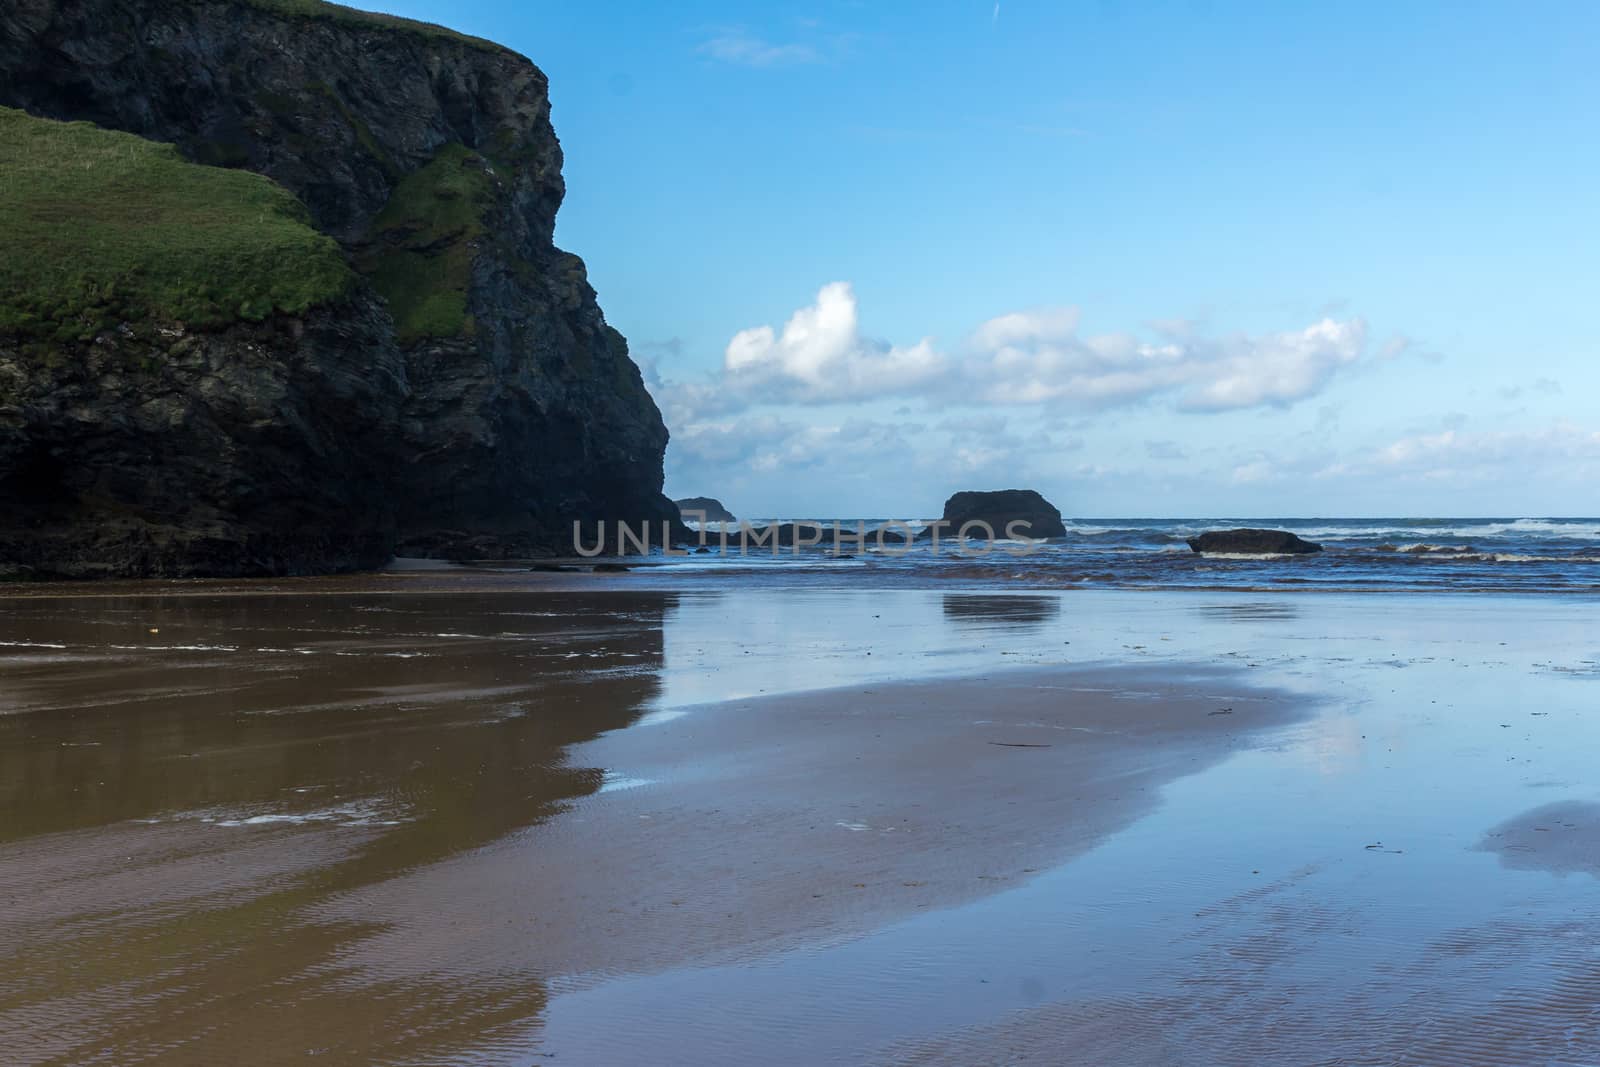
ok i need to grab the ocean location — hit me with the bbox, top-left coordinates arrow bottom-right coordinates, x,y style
660,517 -> 1600,593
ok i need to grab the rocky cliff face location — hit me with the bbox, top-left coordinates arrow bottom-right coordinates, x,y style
0,301 -> 406,577
0,0 -> 673,575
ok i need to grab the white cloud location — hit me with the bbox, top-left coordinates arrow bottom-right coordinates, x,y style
720,282 -> 946,404
668,283 -> 1370,420
963,310 -> 1368,412
668,413 -> 918,477
697,26 -> 857,67
1236,423 -> 1600,499
968,307 -> 1081,352
652,283 -> 1399,511
697,30 -> 820,67
670,415 -> 804,467
1375,426 -> 1600,474
664,411 -> 941,512
1194,423 -> 1600,496
1230,460 -> 1275,484
1181,319 -> 1368,410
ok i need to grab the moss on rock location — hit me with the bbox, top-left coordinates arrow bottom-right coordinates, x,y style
358,142 -> 497,345
0,106 -> 353,341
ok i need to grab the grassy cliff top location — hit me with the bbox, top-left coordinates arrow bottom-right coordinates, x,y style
237,0 -> 510,53
0,107 -> 353,341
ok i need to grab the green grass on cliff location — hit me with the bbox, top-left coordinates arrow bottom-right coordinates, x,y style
0,107 -> 353,341
359,143 -> 496,345
239,0 -> 508,52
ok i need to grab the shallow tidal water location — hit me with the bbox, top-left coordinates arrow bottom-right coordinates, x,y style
2,582 -> 1599,1064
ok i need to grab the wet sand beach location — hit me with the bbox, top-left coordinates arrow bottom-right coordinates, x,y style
325,664 -> 1302,992
2,581 -> 1600,1063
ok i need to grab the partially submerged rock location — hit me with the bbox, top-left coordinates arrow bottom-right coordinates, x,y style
1186,529 -> 1323,555
674,497 -> 736,523
927,489 -> 1067,540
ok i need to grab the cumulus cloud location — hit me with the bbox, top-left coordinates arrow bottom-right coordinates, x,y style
652,282 -> 1392,508
720,282 -> 946,404
665,283 -> 1371,421
963,310 -> 1368,412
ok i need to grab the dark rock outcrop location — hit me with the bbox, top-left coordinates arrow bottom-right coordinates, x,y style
0,0 -> 674,575
0,303 -> 404,578
674,497 -> 735,523
1185,529 -> 1323,555
928,489 -> 1067,540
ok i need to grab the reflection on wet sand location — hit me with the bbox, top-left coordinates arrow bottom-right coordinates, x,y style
1479,800 -> 1600,877
5,584 -> 1600,1065
1,587 -> 1306,1064
941,593 -> 1062,629
1191,600 -> 1301,623
326,664 -> 1302,1003
0,593 -> 672,1063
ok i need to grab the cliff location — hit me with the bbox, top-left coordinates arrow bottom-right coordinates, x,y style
0,0 -> 674,576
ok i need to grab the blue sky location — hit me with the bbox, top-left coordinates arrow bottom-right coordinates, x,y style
375,0 -> 1599,517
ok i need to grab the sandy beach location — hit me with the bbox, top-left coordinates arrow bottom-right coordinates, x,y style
2,579 -> 1599,1064
5,0 -> 1595,1060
